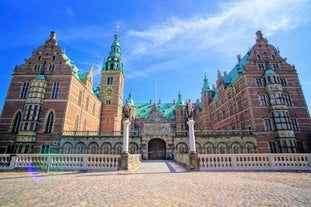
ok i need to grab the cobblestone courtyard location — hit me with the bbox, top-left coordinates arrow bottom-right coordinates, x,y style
0,161 -> 310,207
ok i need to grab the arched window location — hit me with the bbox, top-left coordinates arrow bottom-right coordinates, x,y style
45,111 -> 54,133
12,111 -> 22,133
76,143 -> 84,154
90,145 -> 97,154
83,119 -> 86,131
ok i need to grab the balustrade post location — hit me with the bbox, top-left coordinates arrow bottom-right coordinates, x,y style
9,155 -> 17,170
231,155 -> 237,169
268,154 -> 276,170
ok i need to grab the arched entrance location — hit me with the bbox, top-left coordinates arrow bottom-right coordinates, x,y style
148,139 -> 166,160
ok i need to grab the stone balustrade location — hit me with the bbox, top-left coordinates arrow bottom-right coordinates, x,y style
127,154 -> 141,170
0,154 -> 121,171
199,153 -> 311,171
174,153 -> 191,168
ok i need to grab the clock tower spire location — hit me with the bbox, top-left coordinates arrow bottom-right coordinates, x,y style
99,30 -> 124,133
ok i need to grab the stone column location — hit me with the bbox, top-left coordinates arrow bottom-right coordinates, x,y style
187,119 -> 196,153
120,119 -> 130,170
122,119 -> 131,153
187,119 -> 199,170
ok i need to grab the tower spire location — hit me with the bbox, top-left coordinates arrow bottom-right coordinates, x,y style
202,72 -> 211,91
176,90 -> 185,106
102,30 -> 123,71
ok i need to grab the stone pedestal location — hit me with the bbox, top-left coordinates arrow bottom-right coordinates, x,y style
120,152 -> 129,170
189,152 -> 200,170
187,119 -> 196,153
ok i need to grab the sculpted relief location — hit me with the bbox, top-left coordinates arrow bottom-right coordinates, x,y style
143,123 -> 171,135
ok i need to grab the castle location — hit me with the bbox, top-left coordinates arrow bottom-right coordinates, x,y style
0,30 -> 310,159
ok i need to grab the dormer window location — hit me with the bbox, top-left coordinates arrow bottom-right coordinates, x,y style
271,55 -> 275,60
38,56 -> 42,61
257,55 -> 261,60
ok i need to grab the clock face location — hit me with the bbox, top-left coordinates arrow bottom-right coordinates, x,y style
106,88 -> 112,95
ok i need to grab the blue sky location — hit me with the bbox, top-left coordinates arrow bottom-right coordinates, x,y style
0,0 -> 311,113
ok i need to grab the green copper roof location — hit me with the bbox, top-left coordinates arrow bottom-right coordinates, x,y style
93,87 -> 100,98
102,33 -> 123,71
264,69 -> 276,75
62,53 -> 80,78
135,103 -> 175,119
213,52 -> 250,101
176,91 -> 185,106
109,34 -> 121,58
202,73 -> 211,92
35,74 -> 45,80
78,71 -> 89,80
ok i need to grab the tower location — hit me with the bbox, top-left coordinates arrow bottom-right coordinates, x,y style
175,91 -> 186,132
99,32 -> 124,133
200,73 -> 214,129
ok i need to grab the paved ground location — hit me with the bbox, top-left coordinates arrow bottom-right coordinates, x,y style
0,160 -> 310,207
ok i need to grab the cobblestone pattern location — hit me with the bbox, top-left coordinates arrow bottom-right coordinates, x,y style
0,160 -> 310,207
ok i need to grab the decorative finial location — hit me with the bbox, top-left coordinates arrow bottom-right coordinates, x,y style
116,24 -> 120,34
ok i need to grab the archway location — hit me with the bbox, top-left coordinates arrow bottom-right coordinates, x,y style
148,139 -> 166,160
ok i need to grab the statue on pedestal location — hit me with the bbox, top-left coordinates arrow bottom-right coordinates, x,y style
122,100 -> 131,119
186,100 -> 194,120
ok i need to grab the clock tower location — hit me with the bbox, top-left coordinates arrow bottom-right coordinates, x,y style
99,32 -> 124,133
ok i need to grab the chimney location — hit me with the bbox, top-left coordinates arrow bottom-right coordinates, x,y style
158,99 -> 161,104
150,99 -> 152,104
224,71 -> 227,76
237,54 -> 241,62
212,84 -> 215,90
173,99 -> 176,104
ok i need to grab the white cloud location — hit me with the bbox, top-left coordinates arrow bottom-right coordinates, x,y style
124,0 -> 311,79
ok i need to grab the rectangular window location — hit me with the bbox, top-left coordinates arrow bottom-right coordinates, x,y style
290,118 -> 299,131
255,78 -> 263,86
270,93 -> 284,105
238,100 -> 242,111
264,118 -> 273,131
51,82 -> 60,99
269,142 -> 277,153
92,103 -> 96,115
20,82 -> 30,99
257,63 -> 265,70
259,94 -> 267,106
274,111 -> 290,130
284,94 -> 292,106
85,97 -> 89,111
106,100 -> 111,105
266,76 -> 272,84
280,78 -> 287,86
297,142 -> 304,153
107,77 -> 113,85
273,64 -> 280,70
33,65 -> 41,71
78,91 -> 83,106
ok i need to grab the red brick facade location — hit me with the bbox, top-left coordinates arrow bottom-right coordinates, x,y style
0,31 -> 310,155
